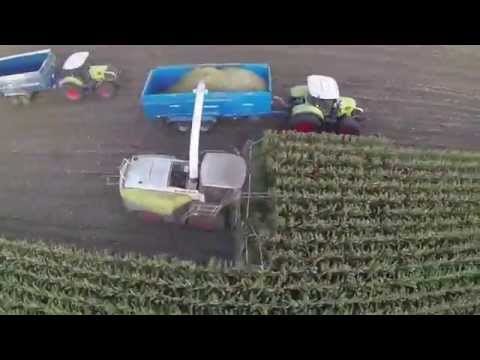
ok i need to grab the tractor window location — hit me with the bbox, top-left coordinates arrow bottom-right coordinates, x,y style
308,94 -> 336,115
169,162 -> 188,189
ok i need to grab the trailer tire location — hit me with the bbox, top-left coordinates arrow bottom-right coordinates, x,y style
200,121 -> 214,132
8,96 -> 21,106
173,122 -> 191,133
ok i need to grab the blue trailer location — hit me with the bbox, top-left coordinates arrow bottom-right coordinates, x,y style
140,63 -> 277,131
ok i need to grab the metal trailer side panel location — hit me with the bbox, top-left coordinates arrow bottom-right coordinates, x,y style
140,63 -> 273,122
0,50 -> 56,96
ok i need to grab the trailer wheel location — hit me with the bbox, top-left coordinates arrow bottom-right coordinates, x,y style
138,211 -> 163,224
8,96 -> 21,106
200,121 -> 214,132
96,82 -> 117,99
62,84 -> 84,102
19,95 -> 31,106
173,122 -> 191,133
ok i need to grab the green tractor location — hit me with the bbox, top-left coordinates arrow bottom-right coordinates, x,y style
287,75 -> 365,135
58,52 -> 120,102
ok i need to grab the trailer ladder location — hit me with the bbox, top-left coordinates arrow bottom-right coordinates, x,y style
184,203 -> 222,219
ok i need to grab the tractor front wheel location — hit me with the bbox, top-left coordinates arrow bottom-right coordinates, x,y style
289,113 -> 322,133
96,82 -> 117,100
62,84 -> 84,102
338,117 -> 361,136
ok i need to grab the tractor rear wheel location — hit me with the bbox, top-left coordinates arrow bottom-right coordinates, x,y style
289,113 -> 322,133
62,84 -> 84,102
338,117 -> 361,136
96,82 -> 117,99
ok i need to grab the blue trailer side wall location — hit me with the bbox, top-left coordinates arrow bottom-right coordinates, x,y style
0,52 -> 49,77
141,64 -> 273,122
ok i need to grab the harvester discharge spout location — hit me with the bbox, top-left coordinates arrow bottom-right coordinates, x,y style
187,81 -> 208,190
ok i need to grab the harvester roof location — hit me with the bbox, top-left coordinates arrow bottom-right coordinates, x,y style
123,155 -> 176,191
200,152 -> 247,189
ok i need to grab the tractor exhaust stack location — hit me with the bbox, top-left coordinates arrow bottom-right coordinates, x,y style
187,81 -> 207,189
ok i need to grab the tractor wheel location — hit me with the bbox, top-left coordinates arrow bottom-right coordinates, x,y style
96,82 -> 117,100
351,109 -> 367,122
187,214 -> 226,232
289,113 -> 322,133
338,117 -> 361,136
62,84 -> 84,102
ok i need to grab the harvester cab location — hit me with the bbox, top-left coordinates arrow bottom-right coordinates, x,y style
288,75 -> 365,135
58,51 -> 120,102
118,81 -> 247,231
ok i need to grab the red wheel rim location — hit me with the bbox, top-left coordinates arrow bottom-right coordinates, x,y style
142,212 -> 162,223
294,122 -> 316,133
187,216 -> 217,231
99,87 -> 112,98
66,89 -> 81,101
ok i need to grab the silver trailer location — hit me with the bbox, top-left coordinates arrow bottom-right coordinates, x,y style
0,49 -> 56,105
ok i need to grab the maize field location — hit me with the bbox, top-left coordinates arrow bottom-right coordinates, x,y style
2,131 -> 480,314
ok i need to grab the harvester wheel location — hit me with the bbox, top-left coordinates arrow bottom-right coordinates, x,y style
289,113 -> 321,133
187,214 -> 226,232
139,211 -> 163,223
338,117 -> 360,136
62,84 -> 84,102
352,109 -> 367,122
96,82 -> 117,99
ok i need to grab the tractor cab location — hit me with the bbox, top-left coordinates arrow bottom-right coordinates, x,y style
288,74 -> 364,134
61,52 -> 92,84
